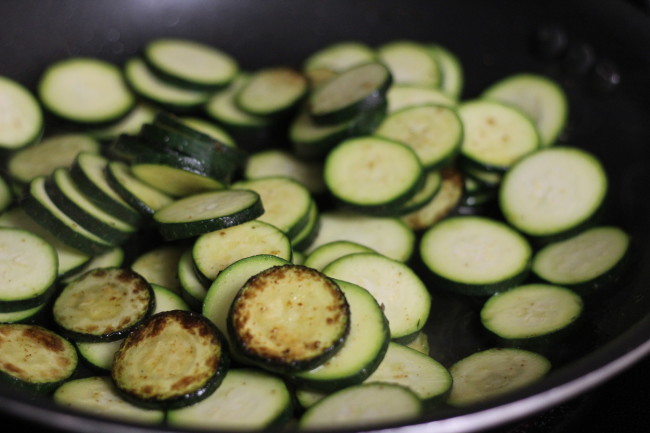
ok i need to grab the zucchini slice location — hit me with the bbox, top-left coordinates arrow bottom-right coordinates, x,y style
377,40 -> 442,87
112,310 -> 229,410
232,176 -> 312,239
428,43 -> 464,99
447,348 -> 551,407
299,382 -> 422,430
307,210 -> 415,262
45,167 -> 137,245
480,284 -> 583,344
0,324 -> 78,394
244,149 -> 326,195
322,252 -> 431,341
124,57 -> 211,112
307,61 -> 391,124
386,84 -> 456,113
38,57 -> 135,125
482,73 -> 568,147
167,368 -> 292,430
0,228 -> 57,312
130,245 -> 185,293
8,133 -> 100,185
235,67 -> 307,117
324,136 -> 424,213
177,249 -> 209,310
228,264 -> 350,373
364,342 -> 452,403
302,41 -> 377,87
193,220 -> 292,282
153,189 -> 264,240
0,76 -> 43,150
458,99 -> 540,172
203,254 -> 290,345
143,38 -> 238,91
531,226 -> 630,290
53,376 -> 165,424
375,103 -> 463,171
303,240 -> 375,272
420,215 -> 532,296
0,207 -> 90,279
52,267 -> 154,342
105,161 -> 174,216
292,280 -> 390,392
69,152 -> 141,226
400,167 -> 464,231
23,176 -> 113,255
499,146 -> 608,239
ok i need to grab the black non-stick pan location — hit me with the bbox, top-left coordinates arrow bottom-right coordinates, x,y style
0,0 -> 649,432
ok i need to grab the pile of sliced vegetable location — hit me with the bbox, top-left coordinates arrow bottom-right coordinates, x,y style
0,37 -> 631,431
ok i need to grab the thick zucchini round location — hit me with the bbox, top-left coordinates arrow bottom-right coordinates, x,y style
228,264 -> 350,374
0,227 -> 58,312
0,324 -> 78,394
112,310 -> 229,410
420,215 -> 532,296
52,267 -> 154,342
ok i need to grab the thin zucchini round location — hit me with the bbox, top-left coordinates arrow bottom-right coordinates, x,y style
105,161 -> 175,216
52,267 -> 154,342
38,57 -> 135,125
0,227 -> 57,312
324,136 -> 424,212
377,40 -> 442,87
375,103 -> 463,171
322,252 -> 430,341
458,99 -> 540,172
302,41 -> 377,87
303,240 -> 375,272
228,264 -> 350,374
143,38 -> 238,91
232,176 -> 312,239
124,57 -> 211,112
482,73 -> 568,147
364,342 -> 452,403
480,284 -> 583,345
499,146 -> 608,239
420,215 -> 532,296
166,368 -> 293,430
112,310 -> 229,410
531,226 -> 630,290
153,189 -> 264,240
0,324 -> 78,394
0,75 -> 43,150
8,133 -> 100,185
292,279 -> 390,391
53,376 -> 165,424
447,348 -> 551,407
235,67 -> 307,117
307,61 -> 392,124
299,382 -> 422,430
387,84 -> 456,114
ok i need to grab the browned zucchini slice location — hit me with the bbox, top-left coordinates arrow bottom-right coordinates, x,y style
228,264 -> 350,373
111,310 -> 229,410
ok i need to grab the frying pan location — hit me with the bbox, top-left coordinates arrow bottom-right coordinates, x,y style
0,0 -> 649,432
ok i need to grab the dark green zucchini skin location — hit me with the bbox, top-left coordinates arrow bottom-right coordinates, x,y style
111,310 -> 230,410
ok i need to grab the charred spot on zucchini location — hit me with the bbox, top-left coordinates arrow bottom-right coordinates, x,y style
228,264 -> 350,374
111,310 -> 229,410
52,267 -> 154,342
0,324 -> 78,393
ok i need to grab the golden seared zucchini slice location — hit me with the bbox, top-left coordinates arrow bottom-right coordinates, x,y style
112,310 -> 229,410
228,264 -> 350,374
52,267 -> 154,342
0,324 -> 78,393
